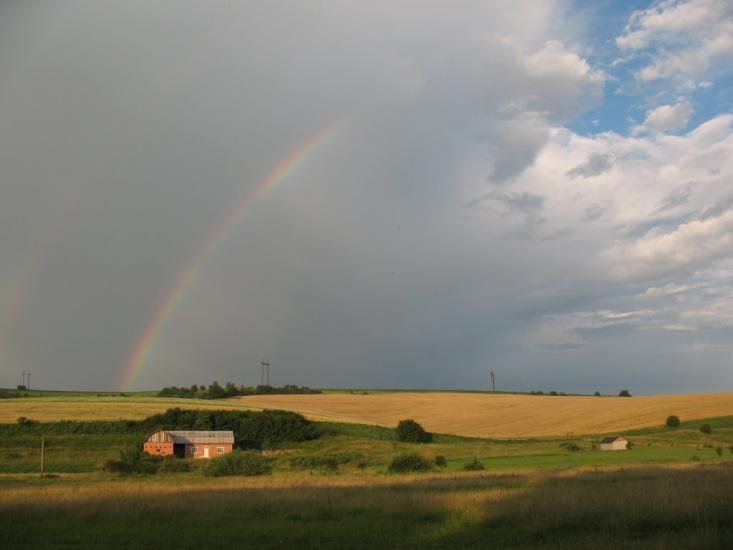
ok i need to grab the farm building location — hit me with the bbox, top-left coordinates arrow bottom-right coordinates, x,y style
143,430 -> 234,459
600,436 -> 628,451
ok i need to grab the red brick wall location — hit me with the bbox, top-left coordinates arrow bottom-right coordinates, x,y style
185,443 -> 233,459
143,442 -> 174,456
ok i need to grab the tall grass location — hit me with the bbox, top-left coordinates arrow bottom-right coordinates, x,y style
2,466 -> 732,548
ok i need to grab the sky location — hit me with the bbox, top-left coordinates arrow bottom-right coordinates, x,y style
1,0 -> 732,394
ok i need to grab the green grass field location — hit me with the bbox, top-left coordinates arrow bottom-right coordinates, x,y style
2,392 -> 733,548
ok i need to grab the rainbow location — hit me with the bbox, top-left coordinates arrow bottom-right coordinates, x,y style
118,121 -> 344,391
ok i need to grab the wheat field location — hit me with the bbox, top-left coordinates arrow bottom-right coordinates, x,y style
0,397 -> 258,424
234,392 -> 733,437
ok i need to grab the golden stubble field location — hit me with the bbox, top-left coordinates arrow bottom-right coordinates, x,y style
235,392 -> 733,437
2,392 -> 731,437
0,397 -> 258,424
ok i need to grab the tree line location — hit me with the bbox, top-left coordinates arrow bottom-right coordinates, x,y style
157,381 -> 321,399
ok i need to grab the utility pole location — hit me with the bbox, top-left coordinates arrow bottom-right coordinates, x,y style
260,361 -> 271,386
21,371 -> 26,389
27,371 -> 31,391
490,370 -> 495,393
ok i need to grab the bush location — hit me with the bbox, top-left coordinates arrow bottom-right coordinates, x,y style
104,449 -> 162,475
387,453 -> 432,473
716,447 -> 723,457
666,415 -> 681,428
550,391 -> 558,396
560,442 -> 581,452
204,450 -> 272,477
395,419 -> 432,443
16,417 -> 38,426
618,390 -> 632,397
699,424 -> 712,434
594,391 -> 601,396
433,455 -> 447,467
463,458 -> 485,471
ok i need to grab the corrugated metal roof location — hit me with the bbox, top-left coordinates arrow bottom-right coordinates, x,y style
600,436 -> 625,444
165,430 -> 235,444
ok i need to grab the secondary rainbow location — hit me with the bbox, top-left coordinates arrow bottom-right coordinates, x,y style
118,121 -> 344,391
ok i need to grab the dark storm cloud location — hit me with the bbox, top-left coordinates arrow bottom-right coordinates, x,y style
2,1 -> 730,395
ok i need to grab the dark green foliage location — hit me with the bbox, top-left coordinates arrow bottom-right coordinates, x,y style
16,417 -> 38,427
700,423 -> 712,434
0,408 -> 319,450
560,442 -> 581,452
594,391 -> 601,396
433,455 -> 447,467
237,410 -> 320,447
204,450 -> 272,477
463,458 -> 486,471
0,389 -> 21,399
619,390 -> 632,397
387,453 -> 432,473
550,391 -> 558,396
157,382 -> 321,399
666,415 -> 681,428
395,419 -> 432,443
690,455 -> 701,461
716,447 -> 723,457
104,448 -> 162,475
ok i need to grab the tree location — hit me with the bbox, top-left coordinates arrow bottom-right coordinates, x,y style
618,389 -> 632,397
666,415 -> 680,428
208,381 -> 226,399
699,424 -> 712,434
594,391 -> 601,396
396,419 -> 432,443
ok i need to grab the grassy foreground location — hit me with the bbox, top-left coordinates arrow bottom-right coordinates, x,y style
2,466 -> 733,549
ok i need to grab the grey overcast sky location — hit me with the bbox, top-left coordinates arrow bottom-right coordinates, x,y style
1,0 -> 732,393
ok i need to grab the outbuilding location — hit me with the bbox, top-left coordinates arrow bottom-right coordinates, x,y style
600,436 -> 628,451
143,430 -> 234,458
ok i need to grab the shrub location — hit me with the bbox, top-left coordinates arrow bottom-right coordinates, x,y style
433,455 -> 447,467
463,458 -> 485,471
594,391 -> 601,396
618,390 -> 632,397
204,450 -> 272,477
699,424 -> 712,434
16,417 -> 38,426
560,441 -> 581,453
105,449 -> 162,475
689,455 -> 701,462
550,391 -> 558,396
387,453 -> 432,473
395,419 -> 432,443
716,447 -> 723,457
666,415 -> 681,428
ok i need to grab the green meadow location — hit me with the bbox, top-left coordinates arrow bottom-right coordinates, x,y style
2,393 -> 733,548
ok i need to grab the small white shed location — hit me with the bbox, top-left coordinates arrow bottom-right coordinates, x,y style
600,436 -> 628,451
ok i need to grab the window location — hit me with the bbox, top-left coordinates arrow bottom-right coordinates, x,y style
217,447 -> 225,455
190,446 -> 197,454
